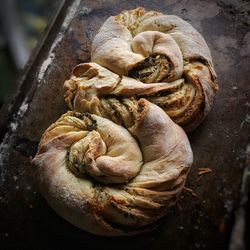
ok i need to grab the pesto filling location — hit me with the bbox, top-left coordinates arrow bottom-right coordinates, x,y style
129,54 -> 172,83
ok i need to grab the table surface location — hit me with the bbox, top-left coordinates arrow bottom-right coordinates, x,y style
0,0 -> 249,249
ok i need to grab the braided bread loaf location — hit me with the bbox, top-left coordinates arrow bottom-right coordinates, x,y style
33,8 -> 217,236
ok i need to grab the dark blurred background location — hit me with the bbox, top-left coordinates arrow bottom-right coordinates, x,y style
0,0 -> 60,108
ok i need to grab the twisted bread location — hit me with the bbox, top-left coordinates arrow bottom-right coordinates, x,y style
33,100 -> 192,236
91,7 -> 218,131
33,7 -> 218,236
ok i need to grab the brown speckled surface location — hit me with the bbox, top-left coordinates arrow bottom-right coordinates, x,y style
0,0 -> 250,249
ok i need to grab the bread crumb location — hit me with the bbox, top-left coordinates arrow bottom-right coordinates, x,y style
198,167 -> 212,176
196,167 -> 212,181
183,187 -> 197,197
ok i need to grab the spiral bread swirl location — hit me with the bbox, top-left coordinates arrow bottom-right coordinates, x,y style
91,7 -> 218,131
33,8 -> 217,236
